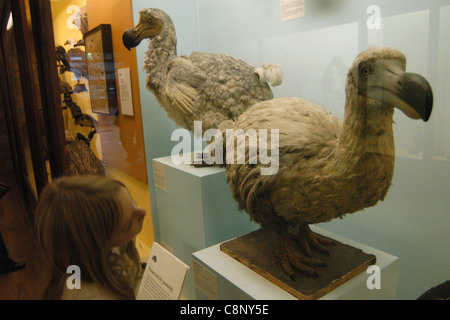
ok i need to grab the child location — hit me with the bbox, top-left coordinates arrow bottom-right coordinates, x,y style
35,175 -> 146,300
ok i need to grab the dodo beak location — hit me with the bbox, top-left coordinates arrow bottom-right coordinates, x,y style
122,28 -> 140,51
365,59 -> 433,122
395,72 -> 433,121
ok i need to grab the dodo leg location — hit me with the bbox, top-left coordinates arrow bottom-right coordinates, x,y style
295,225 -> 335,256
191,116 -> 231,168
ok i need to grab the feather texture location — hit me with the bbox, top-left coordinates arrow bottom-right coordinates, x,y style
126,8 -> 282,134
225,48 -> 419,234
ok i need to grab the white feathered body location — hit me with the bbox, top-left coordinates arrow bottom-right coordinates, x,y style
226,96 -> 395,232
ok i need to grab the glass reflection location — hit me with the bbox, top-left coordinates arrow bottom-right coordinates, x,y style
50,0 -> 147,183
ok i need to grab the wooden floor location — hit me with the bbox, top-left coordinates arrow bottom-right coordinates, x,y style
0,173 -> 49,300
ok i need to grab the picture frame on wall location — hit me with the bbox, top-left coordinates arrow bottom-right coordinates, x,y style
84,24 -> 118,115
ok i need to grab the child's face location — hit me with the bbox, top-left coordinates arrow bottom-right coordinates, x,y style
110,187 -> 146,247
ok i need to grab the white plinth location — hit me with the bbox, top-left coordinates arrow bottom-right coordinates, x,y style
192,226 -> 398,300
152,154 -> 258,299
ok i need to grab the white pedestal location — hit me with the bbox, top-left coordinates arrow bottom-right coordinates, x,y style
152,155 -> 259,299
192,226 -> 398,300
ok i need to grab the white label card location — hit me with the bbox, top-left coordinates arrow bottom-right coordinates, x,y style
152,160 -> 168,192
137,242 -> 189,300
118,68 -> 134,116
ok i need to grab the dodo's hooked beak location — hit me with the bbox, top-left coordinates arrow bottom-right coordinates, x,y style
122,27 -> 140,51
366,61 -> 433,122
395,72 -> 433,122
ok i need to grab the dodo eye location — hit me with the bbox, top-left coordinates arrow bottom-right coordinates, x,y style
360,63 -> 373,76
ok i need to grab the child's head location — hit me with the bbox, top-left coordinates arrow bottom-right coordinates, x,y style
36,175 -> 146,299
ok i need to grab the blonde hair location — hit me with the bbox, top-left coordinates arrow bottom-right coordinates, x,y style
36,175 -> 142,300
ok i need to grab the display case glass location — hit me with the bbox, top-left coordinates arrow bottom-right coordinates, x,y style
131,0 -> 449,300
15,0 -> 445,300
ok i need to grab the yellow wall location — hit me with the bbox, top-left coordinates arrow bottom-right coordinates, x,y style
86,0 -> 147,184
51,0 -> 86,48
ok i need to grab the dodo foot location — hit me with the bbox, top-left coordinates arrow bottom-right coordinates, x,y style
294,225 -> 336,257
277,234 -> 324,279
277,227 -> 335,279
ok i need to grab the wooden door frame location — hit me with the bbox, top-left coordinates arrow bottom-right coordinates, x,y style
10,0 -> 49,198
0,0 -> 35,205
0,0 -> 67,203
29,0 -> 67,180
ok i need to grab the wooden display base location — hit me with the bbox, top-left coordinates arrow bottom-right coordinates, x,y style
220,228 -> 376,300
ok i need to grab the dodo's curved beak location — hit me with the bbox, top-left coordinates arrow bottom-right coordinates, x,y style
365,59 -> 433,122
396,72 -> 433,122
122,28 -> 140,51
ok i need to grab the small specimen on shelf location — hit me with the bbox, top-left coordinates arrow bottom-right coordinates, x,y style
56,39 -> 88,93
60,80 -> 97,144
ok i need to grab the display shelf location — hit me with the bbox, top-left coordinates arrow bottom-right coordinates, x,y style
152,154 -> 259,299
193,226 -> 398,300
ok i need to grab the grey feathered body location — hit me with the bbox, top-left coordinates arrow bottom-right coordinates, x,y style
142,10 -> 273,133
226,95 -> 395,232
